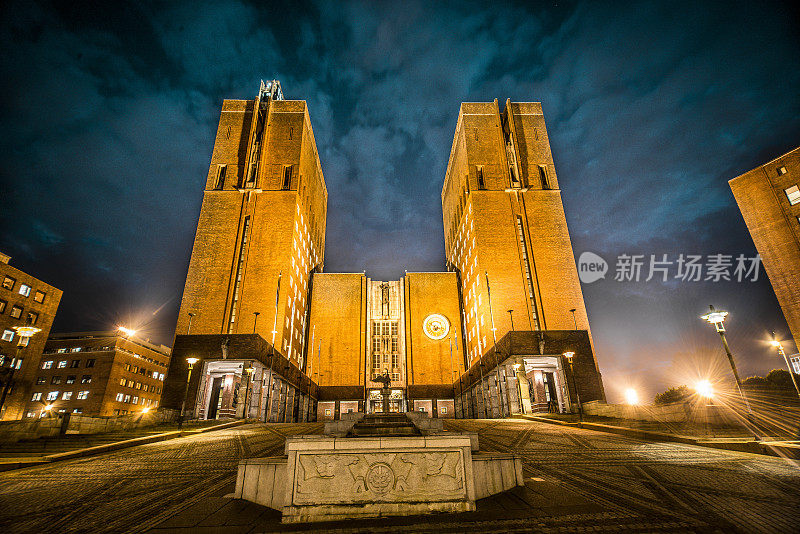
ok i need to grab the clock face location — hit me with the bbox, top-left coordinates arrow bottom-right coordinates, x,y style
423,314 -> 449,340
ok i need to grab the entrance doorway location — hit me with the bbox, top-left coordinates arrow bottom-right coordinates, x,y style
207,377 -> 223,419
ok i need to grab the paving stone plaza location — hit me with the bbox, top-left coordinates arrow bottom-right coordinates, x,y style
0,419 -> 798,533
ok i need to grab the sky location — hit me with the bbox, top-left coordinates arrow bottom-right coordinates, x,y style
1,0 -> 799,402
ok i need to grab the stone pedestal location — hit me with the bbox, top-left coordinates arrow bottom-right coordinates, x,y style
235,430 -> 523,523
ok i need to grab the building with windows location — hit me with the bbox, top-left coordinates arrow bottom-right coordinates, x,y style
0,252 -> 62,420
23,331 -> 171,418
161,82 -> 605,422
730,146 -> 800,353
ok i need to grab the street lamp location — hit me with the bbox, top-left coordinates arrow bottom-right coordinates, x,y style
42,403 -> 54,418
563,351 -> 583,423
117,326 -> 136,337
700,305 -> 752,413
0,325 -> 42,417
179,357 -> 199,428
770,337 -> 800,398
695,379 -> 714,399
624,388 -> 639,405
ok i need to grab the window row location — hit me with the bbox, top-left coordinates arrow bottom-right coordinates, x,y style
118,378 -> 161,394
31,390 -> 90,401
114,393 -> 158,407
1,277 -> 47,303
37,375 -> 92,385
123,363 -> 164,381
0,304 -> 39,323
42,359 -> 94,369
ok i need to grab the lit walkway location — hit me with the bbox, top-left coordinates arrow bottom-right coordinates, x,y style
0,420 -> 798,533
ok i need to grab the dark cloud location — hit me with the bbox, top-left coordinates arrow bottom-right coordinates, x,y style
1,0 -> 798,401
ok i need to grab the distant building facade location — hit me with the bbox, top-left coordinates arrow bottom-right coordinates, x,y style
162,82 -> 605,422
730,146 -> 800,353
23,331 -> 171,418
0,253 -> 62,420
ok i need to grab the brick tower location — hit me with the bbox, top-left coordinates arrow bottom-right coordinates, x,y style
442,100 -> 604,414
175,81 -> 326,367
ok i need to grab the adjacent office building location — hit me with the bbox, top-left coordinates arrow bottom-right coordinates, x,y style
24,331 -> 171,417
162,82 -> 605,422
730,146 -> 800,353
0,253 -> 62,420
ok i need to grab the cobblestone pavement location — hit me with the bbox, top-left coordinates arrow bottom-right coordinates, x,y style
1,419 -> 799,533
0,423 -> 321,534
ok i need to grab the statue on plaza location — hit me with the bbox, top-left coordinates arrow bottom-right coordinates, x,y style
374,369 -> 392,413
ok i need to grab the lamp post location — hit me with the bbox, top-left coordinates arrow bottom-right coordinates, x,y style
180,357 -> 199,428
569,308 -> 578,330
253,312 -> 260,334
243,364 -> 254,419
0,325 -> 41,417
507,309 -> 515,331
700,305 -> 752,414
770,337 -> 800,398
187,312 -> 195,335
563,351 -> 582,423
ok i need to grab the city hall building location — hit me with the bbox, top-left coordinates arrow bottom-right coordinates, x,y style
161,81 -> 605,422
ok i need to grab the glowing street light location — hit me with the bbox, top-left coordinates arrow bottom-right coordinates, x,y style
180,357 -> 200,428
117,326 -> 136,337
142,407 -> 151,414
624,388 -> 639,405
695,380 -> 714,399
770,337 -> 800,398
563,351 -> 582,423
699,305 -> 752,414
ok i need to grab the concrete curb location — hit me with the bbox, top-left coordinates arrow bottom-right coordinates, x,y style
0,420 -> 247,473
515,415 -> 799,459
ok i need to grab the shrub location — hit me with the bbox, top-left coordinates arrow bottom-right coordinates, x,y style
654,385 -> 690,405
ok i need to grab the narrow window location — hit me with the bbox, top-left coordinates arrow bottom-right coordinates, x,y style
228,216 -> 250,332
214,165 -> 227,190
539,165 -> 550,189
777,166 -> 787,175
282,165 -> 293,190
18,284 -> 31,297
0,299 -> 6,313
476,166 -> 485,190
27,311 -> 38,325
785,185 -> 800,205
289,127 -> 293,140
2,276 -> 15,290
85,359 -> 95,368
66,375 -> 75,384
10,305 -> 22,319
34,291 -> 46,303
516,216 -> 541,330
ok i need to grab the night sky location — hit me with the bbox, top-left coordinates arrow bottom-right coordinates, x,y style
2,1 -> 799,402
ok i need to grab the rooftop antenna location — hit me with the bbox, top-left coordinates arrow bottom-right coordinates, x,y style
259,79 -> 284,101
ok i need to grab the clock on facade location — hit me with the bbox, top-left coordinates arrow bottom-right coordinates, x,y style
422,314 -> 449,340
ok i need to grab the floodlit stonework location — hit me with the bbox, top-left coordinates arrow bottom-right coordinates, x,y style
730,146 -> 800,353
162,82 -> 605,422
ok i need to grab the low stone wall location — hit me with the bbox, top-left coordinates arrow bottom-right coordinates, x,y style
0,417 -> 63,444
0,410 -> 180,444
581,401 -> 735,425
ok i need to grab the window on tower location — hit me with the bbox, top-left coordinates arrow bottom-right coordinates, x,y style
215,165 -> 227,190
476,166 -> 485,190
283,166 -> 293,190
539,165 -> 550,189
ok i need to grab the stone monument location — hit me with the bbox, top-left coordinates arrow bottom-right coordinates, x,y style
234,412 -> 523,523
